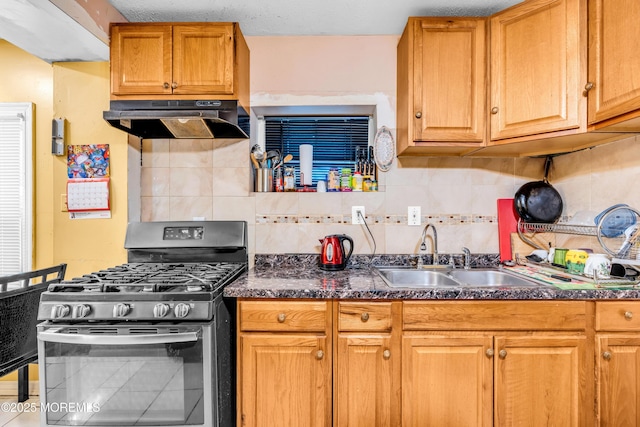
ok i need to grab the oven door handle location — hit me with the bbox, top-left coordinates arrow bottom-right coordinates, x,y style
37,329 -> 199,345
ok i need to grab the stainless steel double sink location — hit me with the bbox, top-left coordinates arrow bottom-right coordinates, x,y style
374,266 -> 550,289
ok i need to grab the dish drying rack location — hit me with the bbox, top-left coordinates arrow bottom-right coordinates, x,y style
516,205 -> 640,287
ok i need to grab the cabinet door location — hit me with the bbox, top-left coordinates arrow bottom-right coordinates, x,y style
412,18 -> 486,143
588,0 -> 640,126
172,24 -> 234,95
490,0 -> 584,141
110,24 -> 172,95
334,334 -> 399,427
597,335 -> 640,426
239,334 -> 331,427
402,334 -> 493,427
494,335 -> 587,426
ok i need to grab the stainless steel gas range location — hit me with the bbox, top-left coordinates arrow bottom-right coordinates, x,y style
36,221 -> 247,427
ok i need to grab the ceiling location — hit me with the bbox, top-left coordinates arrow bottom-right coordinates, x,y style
0,0 -> 522,63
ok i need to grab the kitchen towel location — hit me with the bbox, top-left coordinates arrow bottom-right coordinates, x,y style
300,144 -> 313,186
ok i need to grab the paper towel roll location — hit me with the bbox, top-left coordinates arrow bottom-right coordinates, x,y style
299,144 -> 313,186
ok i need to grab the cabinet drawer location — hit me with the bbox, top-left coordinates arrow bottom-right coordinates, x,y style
595,302 -> 640,331
403,301 -> 587,331
239,300 -> 329,332
337,302 -> 392,332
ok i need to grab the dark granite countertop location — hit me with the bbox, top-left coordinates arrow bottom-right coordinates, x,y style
223,254 -> 640,300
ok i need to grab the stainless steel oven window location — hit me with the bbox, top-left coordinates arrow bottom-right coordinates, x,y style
37,323 -> 215,427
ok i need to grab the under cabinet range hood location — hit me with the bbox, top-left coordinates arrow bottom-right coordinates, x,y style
103,100 -> 250,139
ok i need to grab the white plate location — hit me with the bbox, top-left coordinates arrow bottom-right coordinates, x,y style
374,126 -> 394,172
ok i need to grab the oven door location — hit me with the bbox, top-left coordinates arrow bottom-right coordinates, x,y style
37,322 -> 215,427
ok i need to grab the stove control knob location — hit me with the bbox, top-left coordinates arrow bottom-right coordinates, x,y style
174,303 -> 191,319
153,303 -> 170,318
72,304 -> 91,319
51,304 -> 70,319
113,303 -> 131,318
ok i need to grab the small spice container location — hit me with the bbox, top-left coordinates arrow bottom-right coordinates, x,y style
327,168 -> 340,192
340,168 -> 352,192
284,167 -> 296,192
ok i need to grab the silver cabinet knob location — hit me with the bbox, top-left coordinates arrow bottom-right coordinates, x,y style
486,348 -> 495,358
277,313 -> 286,323
361,312 -> 369,322
383,349 -> 391,360
584,82 -> 594,92
163,82 -> 170,89
316,350 -> 324,360
625,311 -> 633,320
72,304 -> 91,319
415,112 -> 422,119
499,349 -> 507,359
171,82 -> 178,89
153,303 -> 170,318
603,351 -> 612,361
491,107 -> 499,114
174,303 -> 190,319
113,303 -> 130,318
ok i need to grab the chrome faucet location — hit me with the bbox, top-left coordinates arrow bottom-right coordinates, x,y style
462,247 -> 471,270
420,223 -> 438,266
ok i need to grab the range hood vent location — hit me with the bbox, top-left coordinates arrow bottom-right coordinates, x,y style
103,100 -> 249,139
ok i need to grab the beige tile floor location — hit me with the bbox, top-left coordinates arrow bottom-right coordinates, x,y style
0,395 -> 41,426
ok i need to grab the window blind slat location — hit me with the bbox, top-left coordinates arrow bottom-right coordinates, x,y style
0,104 -> 31,276
265,116 -> 370,184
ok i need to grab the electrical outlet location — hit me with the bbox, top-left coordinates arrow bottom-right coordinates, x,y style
352,206 -> 365,224
408,206 -> 421,225
61,194 -> 68,212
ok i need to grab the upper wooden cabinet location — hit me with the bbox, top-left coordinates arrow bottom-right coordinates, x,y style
587,0 -> 640,131
397,0 -> 636,158
396,17 -> 487,156
109,22 -> 249,106
489,0 -> 584,141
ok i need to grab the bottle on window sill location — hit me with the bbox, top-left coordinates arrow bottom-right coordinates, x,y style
352,171 -> 363,191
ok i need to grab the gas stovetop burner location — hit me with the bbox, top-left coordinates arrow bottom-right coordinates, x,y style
47,262 -> 246,294
39,220 -> 248,322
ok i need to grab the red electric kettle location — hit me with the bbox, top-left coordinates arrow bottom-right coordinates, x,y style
319,234 -> 354,271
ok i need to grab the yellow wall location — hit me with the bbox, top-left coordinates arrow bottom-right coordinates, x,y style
0,40 -> 128,279
0,40 -> 54,269
0,41 -> 129,382
52,62 -> 128,278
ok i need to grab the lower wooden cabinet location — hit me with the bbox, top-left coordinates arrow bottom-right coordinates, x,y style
239,298 -> 640,426
595,301 -> 640,426
238,300 -> 332,427
240,334 -> 331,426
402,334 -> 493,426
494,334 -> 587,426
334,302 -> 401,427
401,301 -> 591,427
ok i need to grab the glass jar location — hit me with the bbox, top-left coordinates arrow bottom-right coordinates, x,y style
363,176 -> 372,192
274,167 -> 284,192
284,167 -> 296,192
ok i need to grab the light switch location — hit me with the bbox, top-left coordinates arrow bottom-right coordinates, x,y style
408,206 -> 421,225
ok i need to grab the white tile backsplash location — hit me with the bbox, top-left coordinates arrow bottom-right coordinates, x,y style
138,134 -> 640,259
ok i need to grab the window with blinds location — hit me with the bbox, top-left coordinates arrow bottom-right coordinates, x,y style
0,103 -> 33,276
264,116 -> 371,185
